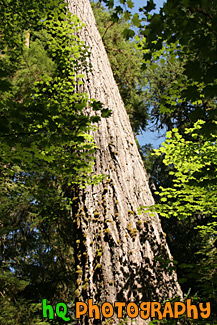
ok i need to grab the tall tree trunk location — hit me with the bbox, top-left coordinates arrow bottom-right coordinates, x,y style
68,0 -> 182,323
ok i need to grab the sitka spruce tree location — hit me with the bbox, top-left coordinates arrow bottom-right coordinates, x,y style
68,0 -> 181,324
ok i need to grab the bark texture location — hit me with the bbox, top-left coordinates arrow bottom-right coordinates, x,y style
68,1 -> 182,323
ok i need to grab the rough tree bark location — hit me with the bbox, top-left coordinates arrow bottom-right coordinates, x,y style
68,0 -> 182,323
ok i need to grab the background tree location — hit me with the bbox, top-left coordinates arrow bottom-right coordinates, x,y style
91,1 -> 148,134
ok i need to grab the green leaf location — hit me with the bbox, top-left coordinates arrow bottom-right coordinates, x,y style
122,28 -> 135,40
101,108 -> 112,118
132,13 -> 140,27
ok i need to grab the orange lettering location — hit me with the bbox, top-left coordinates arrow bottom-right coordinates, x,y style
151,302 -> 162,320
101,302 -> 114,318
199,302 -> 211,319
140,302 -> 150,320
127,303 -> 139,318
114,302 -> 126,318
174,302 -> 186,318
162,302 -> 173,318
76,302 -> 88,319
187,299 -> 198,319
88,299 -> 100,319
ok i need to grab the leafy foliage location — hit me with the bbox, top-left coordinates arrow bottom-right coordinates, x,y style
0,1 -> 109,322
142,1 -> 217,83
140,0 -> 217,127
141,121 -> 217,314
